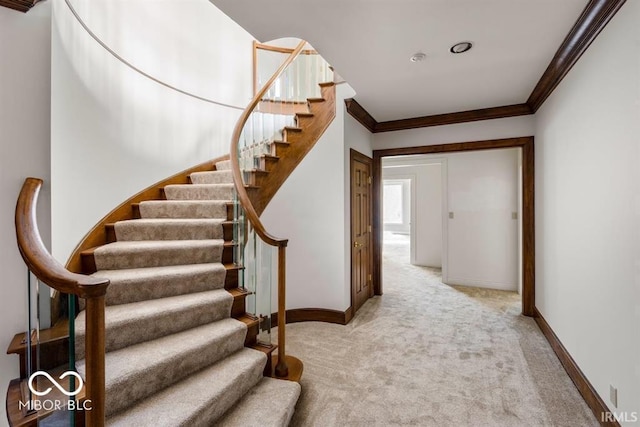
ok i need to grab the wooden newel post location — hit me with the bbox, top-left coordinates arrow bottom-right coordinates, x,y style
84,295 -> 106,426
275,245 -> 289,378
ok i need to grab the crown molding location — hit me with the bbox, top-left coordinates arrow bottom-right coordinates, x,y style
374,104 -> 532,133
344,98 -> 376,133
528,0 -> 627,112
346,0 -> 627,133
0,0 -> 42,13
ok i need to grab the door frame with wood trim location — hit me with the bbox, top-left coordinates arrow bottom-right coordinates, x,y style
350,149 -> 374,315
372,136 -> 535,317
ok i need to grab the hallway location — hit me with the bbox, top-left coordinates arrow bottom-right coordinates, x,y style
284,238 -> 597,426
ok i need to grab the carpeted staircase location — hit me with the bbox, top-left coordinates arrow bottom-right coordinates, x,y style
73,159 -> 300,426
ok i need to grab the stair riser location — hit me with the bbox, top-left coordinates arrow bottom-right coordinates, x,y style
216,377 -> 301,426
245,319 -> 259,346
259,157 -> 279,172
164,185 -> 234,201
190,171 -> 234,185
307,100 -> 326,115
248,172 -> 269,188
106,222 -> 226,243
215,160 -> 232,170
282,129 -> 303,143
272,141 -> 290,158
184,352 -> 265,426
294,115 -> 314,128
96,268 -> 228,307
231,293 -> 247,318
135,201 -> 231,220
83,243 -> 234,273
105,349 -> 266,426
224,267 -> 239,290
102,325 -> 247,417
76,295 -> 233,360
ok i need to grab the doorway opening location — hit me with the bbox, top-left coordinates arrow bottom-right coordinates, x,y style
373,137 -> 535,316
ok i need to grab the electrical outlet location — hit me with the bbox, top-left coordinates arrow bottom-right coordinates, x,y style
610,385 -> 618,408
449,212 -> 454,219
512,212 -> 518,220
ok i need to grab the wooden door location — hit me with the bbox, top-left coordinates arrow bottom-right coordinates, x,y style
351,150 -> 373,313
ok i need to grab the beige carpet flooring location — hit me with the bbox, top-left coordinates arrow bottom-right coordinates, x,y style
283,235 -> 598,426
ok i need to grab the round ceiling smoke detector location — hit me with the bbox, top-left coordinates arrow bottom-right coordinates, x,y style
410,52 -> 427,63
450,41 -> 473,54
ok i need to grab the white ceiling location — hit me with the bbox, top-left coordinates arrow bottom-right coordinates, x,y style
211,0 -> 588,122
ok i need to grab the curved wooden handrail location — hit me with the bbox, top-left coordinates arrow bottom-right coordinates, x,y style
232,39 -> 310,379
15,178 -> 110,298
231,39 -> 307,248
15,177 -> 108,426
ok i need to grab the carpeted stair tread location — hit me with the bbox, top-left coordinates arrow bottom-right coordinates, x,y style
164,183 -> 234,201
138,200 -> 229,219
77,319 -> 250,418
92,239 -> 225,270
215,159 -> 232,170
114,218 -> 225,241
190,170 -> 233,184
217,377 -> 301,427
71,152 -> 302,424
90,263 -> 227,306
105,347 -> 266,426
75,289 -> 233,358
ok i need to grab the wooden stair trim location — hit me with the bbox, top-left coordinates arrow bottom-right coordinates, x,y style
253,83 -> 336,214
6,322 -> 70,379
59,155 -> 229,325
251,343 -> 278,376
65,155 -> 228,274
228,287 -> 250,317
237,314 -> 260,346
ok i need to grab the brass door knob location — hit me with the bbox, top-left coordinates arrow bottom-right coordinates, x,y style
354,241 -> 363,248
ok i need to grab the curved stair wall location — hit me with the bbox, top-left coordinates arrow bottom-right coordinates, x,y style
51,0 -> 255,263
9,11 -> 351,419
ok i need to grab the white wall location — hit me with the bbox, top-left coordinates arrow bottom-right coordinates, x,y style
372,115 -> 535,151
51,0 -> 255,262
0,3 -> 52,426
262,84 -> 369,312
535,1 -> 640,421
445,149 -> 519,290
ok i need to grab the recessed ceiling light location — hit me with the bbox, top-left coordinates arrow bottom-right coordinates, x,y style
450,42 -> 473,54
410,52 -> 427,63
